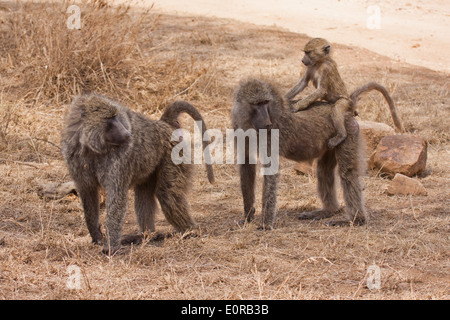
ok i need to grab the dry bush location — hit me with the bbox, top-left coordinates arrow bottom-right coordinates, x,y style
0,1 -> 217,110
2,1 -> 146,103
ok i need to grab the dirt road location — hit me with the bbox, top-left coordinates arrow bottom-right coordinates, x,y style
116,0 -> 450,73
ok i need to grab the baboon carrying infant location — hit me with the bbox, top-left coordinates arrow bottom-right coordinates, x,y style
232,78 -> 404,229
61,93 -> 214,255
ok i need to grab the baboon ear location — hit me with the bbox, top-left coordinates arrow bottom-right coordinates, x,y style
323,45 -> 331,55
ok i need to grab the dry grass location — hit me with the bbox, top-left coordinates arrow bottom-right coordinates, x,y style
0,2 -> 449,300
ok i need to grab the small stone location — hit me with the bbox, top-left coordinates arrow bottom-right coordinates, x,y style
385,173 -> 427,196
38,181 -> 77,199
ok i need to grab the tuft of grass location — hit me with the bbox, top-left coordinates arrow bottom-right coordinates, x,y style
0,1 -> 155,105
0,1 -> 218,110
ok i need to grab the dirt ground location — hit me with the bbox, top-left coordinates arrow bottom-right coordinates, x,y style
0,1 -> 449,300
116,0 -> 450,73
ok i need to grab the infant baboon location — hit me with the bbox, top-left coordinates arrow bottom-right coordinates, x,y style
286,38 -> 351,149
61,93 -> 214,255
286,38 -> 404,149
233,78 -> 404,229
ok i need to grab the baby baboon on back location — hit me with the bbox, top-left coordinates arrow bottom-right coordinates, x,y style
286,38 -> 351,149
286,38 -> 404,149
61,93 -> 214,255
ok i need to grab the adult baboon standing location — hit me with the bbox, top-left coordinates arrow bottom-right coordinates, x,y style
232,78 -> 401,228
61,93 -> 214,254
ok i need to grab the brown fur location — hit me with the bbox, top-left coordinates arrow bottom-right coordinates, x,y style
286,38 -> 404,149
286,38 -> 350,149
61,93 -> 214,255
232,78 -> 367,228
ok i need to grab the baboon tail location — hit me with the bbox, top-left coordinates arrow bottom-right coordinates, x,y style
350,82 -> 405,132
161,100 -> 215,184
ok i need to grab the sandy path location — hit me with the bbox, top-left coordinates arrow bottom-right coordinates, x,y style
116,0 -> 450,74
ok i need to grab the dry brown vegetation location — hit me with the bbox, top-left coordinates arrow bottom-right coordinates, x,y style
0,1 -> 449,300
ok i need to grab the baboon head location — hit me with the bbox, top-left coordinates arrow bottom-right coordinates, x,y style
302,38 -> 331,66
76,94 -> 132,153
234,79 -> 284,130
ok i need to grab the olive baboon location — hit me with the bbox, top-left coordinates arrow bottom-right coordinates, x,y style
286,38 -> 404,149
61,93 -> 214,254
232,78 -> 404,228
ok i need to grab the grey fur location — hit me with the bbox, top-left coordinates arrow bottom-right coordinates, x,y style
232,78 -> 367,228
61,93 -> 214,254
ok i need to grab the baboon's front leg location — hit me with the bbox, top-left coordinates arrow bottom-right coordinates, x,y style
260,172 -> 279,230
292,88 -> 326,112
77,184 -> 103,244
285,73 -> 308,101
103,188 -> 128,255
240,163 -> 256,223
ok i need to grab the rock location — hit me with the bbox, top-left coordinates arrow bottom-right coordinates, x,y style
293,160 -> 316,176
358,120 -> 395,153
38,181 -> 77,200
385,173 -> 427,196
371,134 -> 427,177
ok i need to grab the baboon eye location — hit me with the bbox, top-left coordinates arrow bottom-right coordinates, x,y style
258,100 -> 269,106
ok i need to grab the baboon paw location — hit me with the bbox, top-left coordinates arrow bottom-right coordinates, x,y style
244,208 -> 256,222
237,219 -> 246,226
101,246 -> 121,256
327,136 -> 346,149
91,237 -> 104,246
257,224 -> 274,231
238,218 -> 254,226
292,101 -> 308,112
327,141 -> 337,150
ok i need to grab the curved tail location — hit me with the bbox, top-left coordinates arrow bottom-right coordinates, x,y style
350,82 -> 405,132
161,100 -> 215,184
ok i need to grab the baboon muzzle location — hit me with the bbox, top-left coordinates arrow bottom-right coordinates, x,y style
252,104 -> 273,130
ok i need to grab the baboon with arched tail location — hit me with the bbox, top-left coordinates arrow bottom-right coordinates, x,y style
61,93 -> 214,255
233,78 -> 370,229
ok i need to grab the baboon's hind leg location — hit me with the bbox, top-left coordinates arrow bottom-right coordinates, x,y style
331,120 -> 367,226
327,99 -> 350,149
298,150 -> 341,220
155,162 -> 197,233
134,173 -> 158,233
122,176 -> 158,246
